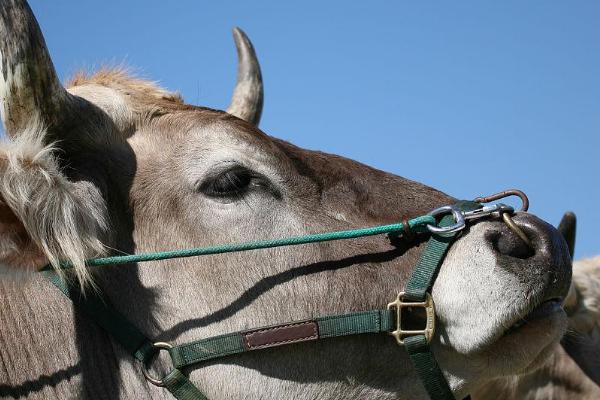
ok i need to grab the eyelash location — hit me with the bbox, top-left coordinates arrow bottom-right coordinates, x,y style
199,166 -> 255,198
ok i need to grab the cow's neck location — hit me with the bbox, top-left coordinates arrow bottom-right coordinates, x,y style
0,228 -> 483,400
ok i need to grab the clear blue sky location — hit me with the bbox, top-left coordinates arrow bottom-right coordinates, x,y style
22,1 -> 600,258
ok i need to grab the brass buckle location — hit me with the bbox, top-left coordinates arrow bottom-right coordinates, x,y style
387,292 -> 435,345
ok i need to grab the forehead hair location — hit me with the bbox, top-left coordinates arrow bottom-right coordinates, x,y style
67,68 -> 184,107
65,68 -> 249,138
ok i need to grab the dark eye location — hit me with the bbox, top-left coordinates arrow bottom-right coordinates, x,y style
200,166 -> 254,198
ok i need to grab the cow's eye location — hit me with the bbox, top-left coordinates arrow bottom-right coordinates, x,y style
200,166 -> 254,198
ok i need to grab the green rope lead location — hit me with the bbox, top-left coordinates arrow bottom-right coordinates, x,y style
45,215 -> 436,270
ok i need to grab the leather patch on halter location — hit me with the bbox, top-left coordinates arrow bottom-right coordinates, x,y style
243,321 -> 319,350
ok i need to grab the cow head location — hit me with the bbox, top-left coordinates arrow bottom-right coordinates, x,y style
0,1 -> 572,398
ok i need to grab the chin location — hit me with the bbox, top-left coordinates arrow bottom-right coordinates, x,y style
483,307 -> 568,376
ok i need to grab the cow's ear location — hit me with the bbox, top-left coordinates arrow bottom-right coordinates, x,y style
0,201 -> 48,273
557,212 -> 576,259
0,131 -> 107,288
559,211 -> 578,313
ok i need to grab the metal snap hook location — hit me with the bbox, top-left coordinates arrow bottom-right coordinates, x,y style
462,203 -> 514,221
426,205 -> 466,236
473,189 -> 529,212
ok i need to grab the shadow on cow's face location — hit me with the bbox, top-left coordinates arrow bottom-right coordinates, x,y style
0,1 -> 572,398
113,102 -> 570,379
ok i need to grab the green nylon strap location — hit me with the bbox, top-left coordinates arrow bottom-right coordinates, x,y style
404,223 -> 456,400
43,270 -> 205,400
163,369 -> 209,400
403,201 -> 481,400
41,270 -> 154,362
43,215 -> 435,271
404,201 -> 481,302
170,310 -> 395,369
405,335 -> 456,400
318,309 -> 395,338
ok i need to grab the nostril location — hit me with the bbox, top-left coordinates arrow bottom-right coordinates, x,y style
490,230 -> 535,260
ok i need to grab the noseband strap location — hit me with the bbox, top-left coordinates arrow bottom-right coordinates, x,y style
42,200 -> 495,400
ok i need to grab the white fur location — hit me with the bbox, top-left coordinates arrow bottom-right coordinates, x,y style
67,84 -> 133,134
0,122 -> 107,287
473,257 -> 600,400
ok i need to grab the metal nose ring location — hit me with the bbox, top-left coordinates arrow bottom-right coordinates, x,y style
473,189 -> 533,250
501,213 -> 534,250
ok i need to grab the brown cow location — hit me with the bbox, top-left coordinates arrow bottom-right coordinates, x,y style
0,1 -> 572,399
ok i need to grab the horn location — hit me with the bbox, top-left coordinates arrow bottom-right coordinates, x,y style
0,0 -> 72,136
557,211 -> 577,259
226,27 -> 264,126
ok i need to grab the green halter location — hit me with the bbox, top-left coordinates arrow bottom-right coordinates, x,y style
40,200 -> 512,400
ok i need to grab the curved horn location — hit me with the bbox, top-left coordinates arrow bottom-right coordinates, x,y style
226,27 -> 264,126
0,0 -> 71,136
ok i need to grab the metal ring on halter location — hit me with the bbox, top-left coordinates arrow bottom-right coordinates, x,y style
473,189 -> 529,212
141,342 -> 173,387
426,206 -> 466,235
